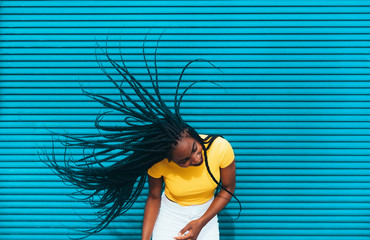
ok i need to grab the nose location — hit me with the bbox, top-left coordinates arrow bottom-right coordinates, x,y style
190,153 -> 201,165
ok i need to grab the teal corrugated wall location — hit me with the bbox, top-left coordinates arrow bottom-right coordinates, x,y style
2,1 -> 370,239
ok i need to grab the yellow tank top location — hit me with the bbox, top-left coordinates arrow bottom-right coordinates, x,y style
147,134 -> 235,206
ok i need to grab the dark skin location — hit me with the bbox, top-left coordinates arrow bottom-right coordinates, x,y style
141,132 -> 236,240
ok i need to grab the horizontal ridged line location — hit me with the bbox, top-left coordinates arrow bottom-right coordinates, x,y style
3,19 -> 370,21
3,5 -> 370,7
2,12 -> 370,14
3,26 -> 370,28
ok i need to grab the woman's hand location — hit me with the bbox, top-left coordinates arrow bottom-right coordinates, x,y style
173,219 -> 204,240
174,160 -> 236,240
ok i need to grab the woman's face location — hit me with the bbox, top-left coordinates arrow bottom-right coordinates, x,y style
170,134 -> 203,168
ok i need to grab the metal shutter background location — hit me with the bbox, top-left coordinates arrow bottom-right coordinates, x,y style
1,1 -> 370,239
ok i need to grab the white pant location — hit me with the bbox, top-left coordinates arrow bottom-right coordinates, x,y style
152,192 -> 219,240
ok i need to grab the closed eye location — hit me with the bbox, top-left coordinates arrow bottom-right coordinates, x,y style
178,145 -> 197,165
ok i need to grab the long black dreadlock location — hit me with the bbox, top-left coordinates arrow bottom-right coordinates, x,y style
39,35 -> 241,239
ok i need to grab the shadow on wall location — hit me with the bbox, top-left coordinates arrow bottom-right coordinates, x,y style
219,209 -> 235,240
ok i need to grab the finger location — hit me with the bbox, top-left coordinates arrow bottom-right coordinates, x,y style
178,225 -> 190,236
173,234 -> 191,240
174,230 -> 191,240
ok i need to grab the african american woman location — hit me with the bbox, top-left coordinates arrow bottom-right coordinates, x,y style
40,39 -> 241,240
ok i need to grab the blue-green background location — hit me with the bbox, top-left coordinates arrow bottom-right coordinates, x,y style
1,1 -> 370,239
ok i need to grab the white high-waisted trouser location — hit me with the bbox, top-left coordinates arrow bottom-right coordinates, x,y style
152,192 -> 219,240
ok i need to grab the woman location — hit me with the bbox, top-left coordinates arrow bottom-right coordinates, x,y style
142,130 -> 236,240
40,38 -> 240,240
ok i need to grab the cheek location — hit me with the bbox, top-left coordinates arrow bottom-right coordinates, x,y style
197,142 -> 203,151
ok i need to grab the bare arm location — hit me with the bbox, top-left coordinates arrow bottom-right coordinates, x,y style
174,159 -> 236,240
141,175 -> 163,240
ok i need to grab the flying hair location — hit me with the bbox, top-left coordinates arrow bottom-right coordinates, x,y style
38,33 -> 241,240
